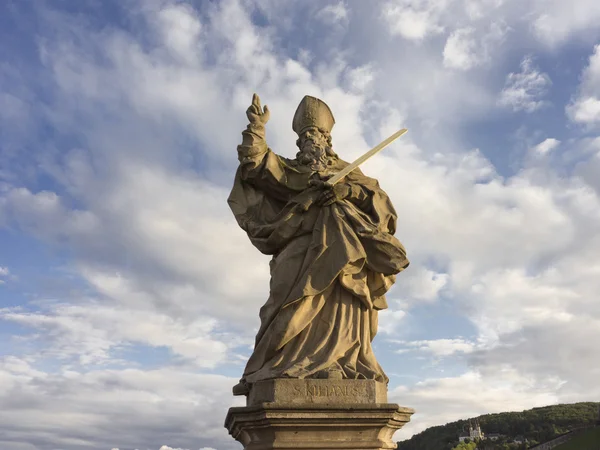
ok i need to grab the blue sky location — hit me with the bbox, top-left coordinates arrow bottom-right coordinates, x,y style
1,0 -> 600,449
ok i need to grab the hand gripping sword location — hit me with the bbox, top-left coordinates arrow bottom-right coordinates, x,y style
324,128 -> 408,186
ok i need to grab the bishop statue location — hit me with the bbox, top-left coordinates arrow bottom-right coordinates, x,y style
228,94 -> 409,395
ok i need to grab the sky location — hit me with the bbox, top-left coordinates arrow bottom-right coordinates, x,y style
1,0 -> 600,449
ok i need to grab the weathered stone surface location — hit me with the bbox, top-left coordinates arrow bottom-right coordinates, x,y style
225,95 -> 414,450
226,379 -> 413,450
248,379 -> 388,406
229,94 -> 409,391
225,402 -> 414,450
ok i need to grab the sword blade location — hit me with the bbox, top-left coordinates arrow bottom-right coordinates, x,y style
325,128 -> 408,186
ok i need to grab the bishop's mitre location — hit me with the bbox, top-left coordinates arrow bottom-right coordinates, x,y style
292,95 -> 335,136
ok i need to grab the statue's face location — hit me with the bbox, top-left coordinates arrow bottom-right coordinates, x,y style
296,127 -> 333,171
298,127 -> 328,154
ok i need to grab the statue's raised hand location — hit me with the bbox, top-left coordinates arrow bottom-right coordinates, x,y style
246,93 -> 270,126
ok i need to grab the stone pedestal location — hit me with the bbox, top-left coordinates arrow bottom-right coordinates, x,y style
225,379 -> 414,450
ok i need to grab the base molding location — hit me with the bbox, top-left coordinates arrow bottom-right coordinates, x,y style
225,401 -> 414,450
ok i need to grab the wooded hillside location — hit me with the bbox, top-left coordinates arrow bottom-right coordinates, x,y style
396,402 -> 599,450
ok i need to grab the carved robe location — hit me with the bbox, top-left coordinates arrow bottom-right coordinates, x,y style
228,124 -> 409,384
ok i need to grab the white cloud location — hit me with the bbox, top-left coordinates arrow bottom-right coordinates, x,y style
382,0 -> 512,48
2,187 -> 100,244
470,317 -> 600,400
0,167 -> 270,327
156,3 -> 203,63
568,97 -> 600,124
0,265 -> 10,284
574,140 -> 600,195
443,27 -> 479,70
397,338 -> 477,356
396,267 -> 449,304
318,1 -> 349,26
379,309 -> 408,335
0,357 -> 241,450
464,0 -> 505,21
391,370 -> 561,440
443,23 -> 508,70
531,138 -> 560,154
0,303 -> 229,367
382,0 -> 452,41
370,152 -> 576,280
498,56 -> 551,112
344,64 -> 375,93
567,44 -> 600,127
531,0 -> 600,47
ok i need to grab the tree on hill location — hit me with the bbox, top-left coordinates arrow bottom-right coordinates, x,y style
452,441 -> 477,450
397,402 -> 599,450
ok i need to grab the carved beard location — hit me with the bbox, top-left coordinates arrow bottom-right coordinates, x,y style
297,143 -> 330,172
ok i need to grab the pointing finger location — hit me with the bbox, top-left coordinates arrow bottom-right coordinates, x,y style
253,94 -> 261,110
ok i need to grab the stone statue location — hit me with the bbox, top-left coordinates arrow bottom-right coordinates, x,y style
228,94 -> 409,396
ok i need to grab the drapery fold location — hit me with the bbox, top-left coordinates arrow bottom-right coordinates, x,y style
228,149 -> 409,383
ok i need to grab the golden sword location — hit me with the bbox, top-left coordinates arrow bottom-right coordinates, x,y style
325,128 -> 408,186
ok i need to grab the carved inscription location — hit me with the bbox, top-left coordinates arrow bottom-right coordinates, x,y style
293,384 -> 363,397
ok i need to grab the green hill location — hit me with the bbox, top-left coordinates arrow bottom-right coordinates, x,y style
396,402 -> 600,450
554,426 -> 600,449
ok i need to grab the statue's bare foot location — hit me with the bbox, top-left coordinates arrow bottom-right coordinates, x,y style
232,380 -> 250,396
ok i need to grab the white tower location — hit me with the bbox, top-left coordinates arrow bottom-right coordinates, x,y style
469,420 -> 484,440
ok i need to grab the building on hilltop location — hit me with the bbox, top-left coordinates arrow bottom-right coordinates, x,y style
458,420 -> 485,442
457,421 -> 505,444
